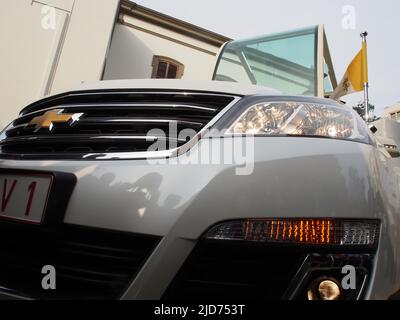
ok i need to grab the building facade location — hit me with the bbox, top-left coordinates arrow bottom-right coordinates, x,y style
384,102 -> 400,123
103,1 -> 230,81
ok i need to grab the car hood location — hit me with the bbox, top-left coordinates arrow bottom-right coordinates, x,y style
76,79 -> 282,96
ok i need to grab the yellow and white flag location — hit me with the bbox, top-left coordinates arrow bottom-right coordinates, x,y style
331,41 -> 368,100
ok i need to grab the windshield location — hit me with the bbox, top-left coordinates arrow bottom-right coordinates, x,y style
214,26 -> 318,96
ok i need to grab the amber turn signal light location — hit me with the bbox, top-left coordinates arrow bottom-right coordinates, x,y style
204,218 -> 379,246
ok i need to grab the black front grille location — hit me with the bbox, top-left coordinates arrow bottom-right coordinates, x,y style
0,223 -> 160,299
0,90 -> 237,159
163,241 -> 307,300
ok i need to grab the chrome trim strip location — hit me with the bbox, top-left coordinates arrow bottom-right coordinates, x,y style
0,286 -> 30,300
18,103 -> 218,122
80,117 -> 204,127
20,91 -> 239,116
61,103 -> 218,112
1,134 -> 186,144
5,123 -> 26,132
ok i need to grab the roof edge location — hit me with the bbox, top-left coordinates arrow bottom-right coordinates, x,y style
120,0 -> 231,47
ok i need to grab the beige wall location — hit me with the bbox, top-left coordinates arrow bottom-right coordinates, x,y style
0,0 -> 119,130
0,1 -> 66,129
51,0 -> 120,94
103,15 -> 222,81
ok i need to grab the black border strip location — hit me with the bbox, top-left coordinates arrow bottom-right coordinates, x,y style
0,168 -> 76,232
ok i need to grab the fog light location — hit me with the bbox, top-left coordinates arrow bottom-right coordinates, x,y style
307,279 -> 341,300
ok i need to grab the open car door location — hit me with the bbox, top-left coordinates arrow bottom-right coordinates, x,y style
213,25 -> 337,98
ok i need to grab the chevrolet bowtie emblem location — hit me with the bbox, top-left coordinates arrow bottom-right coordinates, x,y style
29,109 -> 84,131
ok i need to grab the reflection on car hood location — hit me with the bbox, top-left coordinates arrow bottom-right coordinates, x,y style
76,79 -> 282,96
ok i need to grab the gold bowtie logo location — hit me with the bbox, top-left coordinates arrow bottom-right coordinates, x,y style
29,109 -> 83,130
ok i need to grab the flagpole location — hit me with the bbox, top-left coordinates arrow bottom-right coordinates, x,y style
361,31 -> 369,122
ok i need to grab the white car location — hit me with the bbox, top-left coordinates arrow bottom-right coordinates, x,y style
0,78 -> 399,300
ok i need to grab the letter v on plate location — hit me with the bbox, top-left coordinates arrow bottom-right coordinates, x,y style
2,179 -> 17,212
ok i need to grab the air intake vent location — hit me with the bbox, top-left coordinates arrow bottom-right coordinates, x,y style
0,90 -> 238,160
0,223 -> 160,300
163,241 -> 306,300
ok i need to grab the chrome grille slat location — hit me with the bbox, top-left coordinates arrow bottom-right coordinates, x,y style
58,103 -> 218,112
19,91 -> 237,115
1,134 -> 186,144
0,91 -> 240,160
14,103 -> 218,126
79,117 -> 204,127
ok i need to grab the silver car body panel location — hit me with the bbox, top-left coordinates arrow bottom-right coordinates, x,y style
0,137 -> 399,299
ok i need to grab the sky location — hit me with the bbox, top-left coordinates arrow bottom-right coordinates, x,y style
136,0 -> 400,116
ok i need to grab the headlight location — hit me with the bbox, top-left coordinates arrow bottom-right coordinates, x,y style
227,101 -> 372,144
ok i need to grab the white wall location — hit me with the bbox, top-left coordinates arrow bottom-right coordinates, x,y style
0,0 -> 66,129
374,118 -> 400,147
103,15 -> 221,81
0,0 -> 119,130
50,0 -> 120,94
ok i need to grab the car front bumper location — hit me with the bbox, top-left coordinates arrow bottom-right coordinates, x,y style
0,137 -> 399,300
